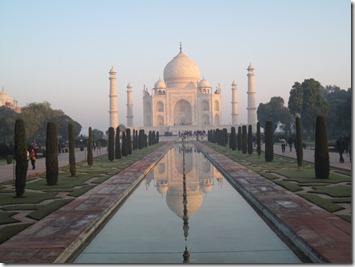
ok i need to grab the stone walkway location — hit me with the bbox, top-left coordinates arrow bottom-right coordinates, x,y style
0,140 -> 352,263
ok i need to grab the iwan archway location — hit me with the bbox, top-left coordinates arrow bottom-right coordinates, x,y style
174,99 -> 192,126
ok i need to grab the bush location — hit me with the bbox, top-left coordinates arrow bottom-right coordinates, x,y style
46,122 -> 58,185
315,116 -> 330,179
14,119 -> 27,197
264,121 -> 274,162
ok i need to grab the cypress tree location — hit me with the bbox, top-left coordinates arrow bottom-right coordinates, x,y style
242,125 -> 247,154
237,126 -> 242,151
256,122 -> 261,157
87,127 -> 93,166
14,119 -> 27,197
230,127 -> 236,150
126,128 -> 132,154
68,123 -> 76,176
264,121 -> 274,162
46,122 -> 58,185
156,131 -> 160,144
222,128 -> 228,147
248,125 -> 253,155
132,129 -> 136,150
115,127 -> 121,159
135,129 -> 138,148
108,127 -> 115,161
138,129 -> 145,149
315,116 -> 330,178
295,116 -> 303,170
122,131 -> 128,156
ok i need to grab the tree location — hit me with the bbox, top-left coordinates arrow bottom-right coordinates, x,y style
222,128 -> 228,147
87,127 -> 93,166
14,119 -> 27,197
242,125 -> 247,154
288,79 -> 328,137
257,96 -> 291,134
248,125 -> 253,155
264,121 -> 273,162
138,130 -> 145,149
295,116 -> 303,170
115,127 -> 121,159
0,106 -> 18,143
156,131 -> 159,144
46,122 -> 58,185
314,116 -> 330,179
121,131 -> 128,156
230,127 -> 236,150
108,127 -> 115,161
126,128 -> 132,154
256,122 -> 261,157
92,129 -> 104,143
237,126 -> 242,151
68,123 -> 76,177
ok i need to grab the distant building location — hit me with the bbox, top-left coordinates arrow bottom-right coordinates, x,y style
0,87 -> 21,112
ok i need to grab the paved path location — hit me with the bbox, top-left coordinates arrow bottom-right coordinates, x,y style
0,140 -> 351,263
0,148 -> 107,184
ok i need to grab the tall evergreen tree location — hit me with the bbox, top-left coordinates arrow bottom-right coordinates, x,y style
237,126 -> 242,151
256,122 -> 261,157
138,129 -> 145,149
314,116 -> 330,178
222,128 -> 228,147
46,122 -> 58,185
126,128 -> 132,154
87,127 -> 93,166
230,127 -> 236,150
156,131 -> 160,144
121,131 -> 128,156
108,127 -> 115,161
295,116 -> 303,170
68,123 -> 76,176
242,125 -> 247,154
248,125 -> 253,155
132,129 -> 136,150
14,119 -> 27,197
264,121 -> 274,162
115,127 -> 121,159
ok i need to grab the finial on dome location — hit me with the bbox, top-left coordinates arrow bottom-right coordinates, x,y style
180,42 -> 182,53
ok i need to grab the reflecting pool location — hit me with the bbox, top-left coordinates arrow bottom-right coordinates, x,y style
74,142 -> 302,264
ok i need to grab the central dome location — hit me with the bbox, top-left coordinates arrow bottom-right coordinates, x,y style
163,50 -> 200,88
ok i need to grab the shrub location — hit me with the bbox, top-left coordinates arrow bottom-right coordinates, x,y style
264,121 -> 273,162
315,116 -> 330,178
46,122 -> 58,185
14,119 -> 27,197
68,123 -> 76,176
108,127 -> 115,161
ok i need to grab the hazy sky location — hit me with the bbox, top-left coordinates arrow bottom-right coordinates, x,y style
0,0 -> 351,133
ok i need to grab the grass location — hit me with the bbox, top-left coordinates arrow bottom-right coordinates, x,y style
205,142 -> 352,222
0,143 -> 163,244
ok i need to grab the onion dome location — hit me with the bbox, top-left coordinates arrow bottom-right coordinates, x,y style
154,78 -> 167,89
247,62 -> 254,71
109,66 -> 117,74
198,77 -> 211,88
163,48 -> 200,88
232,80 -> 237,86
127,82 -> 132,89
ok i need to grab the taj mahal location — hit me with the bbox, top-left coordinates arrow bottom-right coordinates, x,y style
108,44 -> 257,134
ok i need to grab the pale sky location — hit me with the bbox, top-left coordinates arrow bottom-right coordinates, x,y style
0,0 -> 351,133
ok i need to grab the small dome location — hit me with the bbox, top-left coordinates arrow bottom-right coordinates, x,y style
198,77 -> 211,88
247,63 -> 254,71
127,82 -> 132,89
154,79 -> 167,89
232,80 -> 237,86
109,66 -> 117,73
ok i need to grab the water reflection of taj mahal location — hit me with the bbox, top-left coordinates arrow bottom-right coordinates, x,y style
145,143 -> 223,218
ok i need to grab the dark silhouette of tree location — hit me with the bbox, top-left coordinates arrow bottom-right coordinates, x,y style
115,127 -> 121,159
68,123 -> 76,176
314,116 -> 330,178
87,127 -> 93,166
230,127 -> 236,150
295,116 -> 303,170
46,122 -> 58,185
242,125 -> 247,154
237,126 -> 242,151
264,121 -> 273,162
126,128 -> 132,154
108,127 -> 114,161
121,131 -> 128,156
256,122 -> 261,157
248,125 -> 253,155
14,119 -> 27,197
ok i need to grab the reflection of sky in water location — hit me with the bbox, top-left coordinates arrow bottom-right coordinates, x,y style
75,143 -> 301,264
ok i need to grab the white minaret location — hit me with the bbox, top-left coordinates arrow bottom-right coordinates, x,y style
231,80 -> 238,126
126,82 -> 134,127
247,63 -> 257,131
109,66 -> 118,130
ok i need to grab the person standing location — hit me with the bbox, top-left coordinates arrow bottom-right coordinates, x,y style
30,147 -> 36,170
288,136 -> 294,152
336,135 -> 346,163
279,138 -> 286,154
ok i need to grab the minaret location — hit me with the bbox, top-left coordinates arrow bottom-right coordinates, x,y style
247,63 -> 257,131
231,80 -> 238,126
109,66 -> 118,130
126,82 -> 134,127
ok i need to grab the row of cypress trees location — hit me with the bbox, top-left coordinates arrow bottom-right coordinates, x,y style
206,114 -> 330,179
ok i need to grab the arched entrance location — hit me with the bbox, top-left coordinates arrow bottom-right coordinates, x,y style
174,99 -> 192,125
